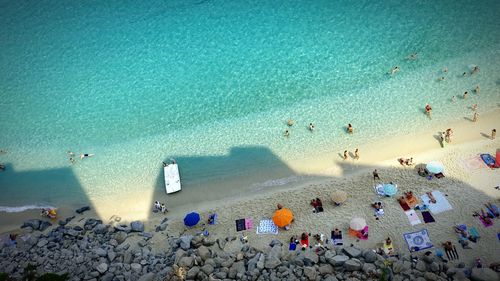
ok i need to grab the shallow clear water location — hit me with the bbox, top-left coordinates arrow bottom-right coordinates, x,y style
1,0 -> 499,210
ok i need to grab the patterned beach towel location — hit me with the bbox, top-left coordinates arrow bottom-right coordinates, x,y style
405,210 -> 422,226
460,155 -> 485,172
404,229 -> 433,252
420,191 -> 452,214
256,219 -> 278,235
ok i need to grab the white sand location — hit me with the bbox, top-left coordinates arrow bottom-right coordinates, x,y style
2,110 -> 499,266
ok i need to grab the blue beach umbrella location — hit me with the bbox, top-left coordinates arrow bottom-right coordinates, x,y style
382,183 -> 398,197
426,161 -> 444,174
184,212 -> 200,227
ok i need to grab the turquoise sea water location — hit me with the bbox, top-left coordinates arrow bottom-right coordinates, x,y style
1,0 -> 500,211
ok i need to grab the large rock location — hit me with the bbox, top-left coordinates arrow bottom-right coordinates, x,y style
21,219 -> 41,230
247,253 -> 261,272
303,266 -> 317,281
95,248 -> 107,257
76,206 -> 91,214
318,264 -> 334,275
302,250 -> 319,265
362,263 -> 376,274
137,272 -> 155,281
37,238 -> 48,247
96,263 -> 108,274
229,261 -> 245,279
416,260 -> 427,272
107,251 -> 116,262
362,249 -> 377,263
424,272 -> 438,281
269,239 -> 283,247
130,263 -> 142,273
178,256 -> 194,268
201,264 -> 214,275
93,224 -> 108,234
130,221 -> 144,232
186,266 -> 200,279
197,245 -> 210,261
471,268 -> 499,281
39,221 -> 52,231
329,255 -> 349,266
393,260 -> 411,274
344,258 -> 362,271
265,245 -> 282,269
180,235 -> 194,250
343,246 -> 362,258
114,232 -> 128,244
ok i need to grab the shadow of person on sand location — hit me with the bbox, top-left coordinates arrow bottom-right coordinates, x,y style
433,133 -> 444,148
480,133 -> 491,139
463,116 -> 473,122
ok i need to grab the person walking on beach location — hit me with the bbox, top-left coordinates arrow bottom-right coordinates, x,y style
445,128 -> 453,143
373,169 -> 380,180
472,112 -> 478,122
492,129 -> 496,140
343,150 -> 348,160
354,148 -> 359,160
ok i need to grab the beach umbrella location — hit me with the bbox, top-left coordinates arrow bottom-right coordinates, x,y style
426,161 -> 444,174
184,212 -> 200,227
349,217 -> 367,231
383,183 -> 398,197
272,208 -> 294,228
331,190 -> 348,204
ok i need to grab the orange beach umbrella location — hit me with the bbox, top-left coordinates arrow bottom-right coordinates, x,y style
272,208 -> 294,227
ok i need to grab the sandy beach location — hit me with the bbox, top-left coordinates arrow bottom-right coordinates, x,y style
2,109 -> 499,267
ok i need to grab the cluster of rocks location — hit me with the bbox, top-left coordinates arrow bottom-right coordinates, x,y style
2,216 -> 499,281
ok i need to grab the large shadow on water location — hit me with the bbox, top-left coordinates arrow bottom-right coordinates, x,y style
0,163 -> 93,214
151,146 -> 301,217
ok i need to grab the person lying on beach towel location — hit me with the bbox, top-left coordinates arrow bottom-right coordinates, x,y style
300,232 -> 310,250
473,210 -> 493,227
331,228 -> 343,245
485,203 -> 499,218
426,192 -> 436,204
405,191 -> 419,207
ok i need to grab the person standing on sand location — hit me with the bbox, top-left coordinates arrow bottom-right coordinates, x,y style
343,150 -> 348,160
354,149 -> 359,160
492,129 -> 496,140
373,169 -> 380,180
473,112 -> 478,122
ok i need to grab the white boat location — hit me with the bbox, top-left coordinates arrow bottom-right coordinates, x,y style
164,161 -> 181,194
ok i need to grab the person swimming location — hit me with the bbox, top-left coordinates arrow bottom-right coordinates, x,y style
406,53 -> 418,60
390,66 -> 400,75
347,123 -> 353,134
287,119 -> 294,126
308,123 -> 315,131
80,153 -> 94,160
284,129 -> 290,137
474,85 -> 480,94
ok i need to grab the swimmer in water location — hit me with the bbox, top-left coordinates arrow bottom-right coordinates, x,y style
437,76 -> 445,81
284,129 -> 290,138
347,123 -> 353,134
390,66 -> 400,75
451,96 -> 456,103
474,85 -> 480,94
80,153 -> 94,160
287,119 -> 294,127
309,123 -> 315,132
442,67 -> 448,73
67,151 -> 75,157
406,53 -> 418,60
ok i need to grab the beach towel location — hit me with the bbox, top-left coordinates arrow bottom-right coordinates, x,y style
435,173 -> 445,179
208,214 -> 217,225
235,219 -> 246,232
359,226 -> 369,240
420,191 -> 452,214
479,217 -> 493,228
256,219 -> 278,235
331,231 -> 343,245
469,227 -> 480,240
404,229 -> 433,252
399,200 -> 411,211
374,185 -> 385,196
481,154 -> 496,168
289,242 -> 297,251
405,210 -> 422,226
486,204 -> 499,217
421,211 -> 435,223
300,236 -> 309,248
406,196 -> 419,208
245,218 -> 253,230
460,155 -> 485,171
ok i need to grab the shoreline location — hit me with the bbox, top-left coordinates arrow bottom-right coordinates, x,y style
1,109 -> 499,237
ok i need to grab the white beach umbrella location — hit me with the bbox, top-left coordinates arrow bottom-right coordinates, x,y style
426,161 -> 444,174
349,217 -> 367,231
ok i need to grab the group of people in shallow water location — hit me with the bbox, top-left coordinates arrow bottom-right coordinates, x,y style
67,151 -> 94,164
283,119 -> 354,138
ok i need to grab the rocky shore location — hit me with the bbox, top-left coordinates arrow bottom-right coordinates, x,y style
1,213 -> 499,281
